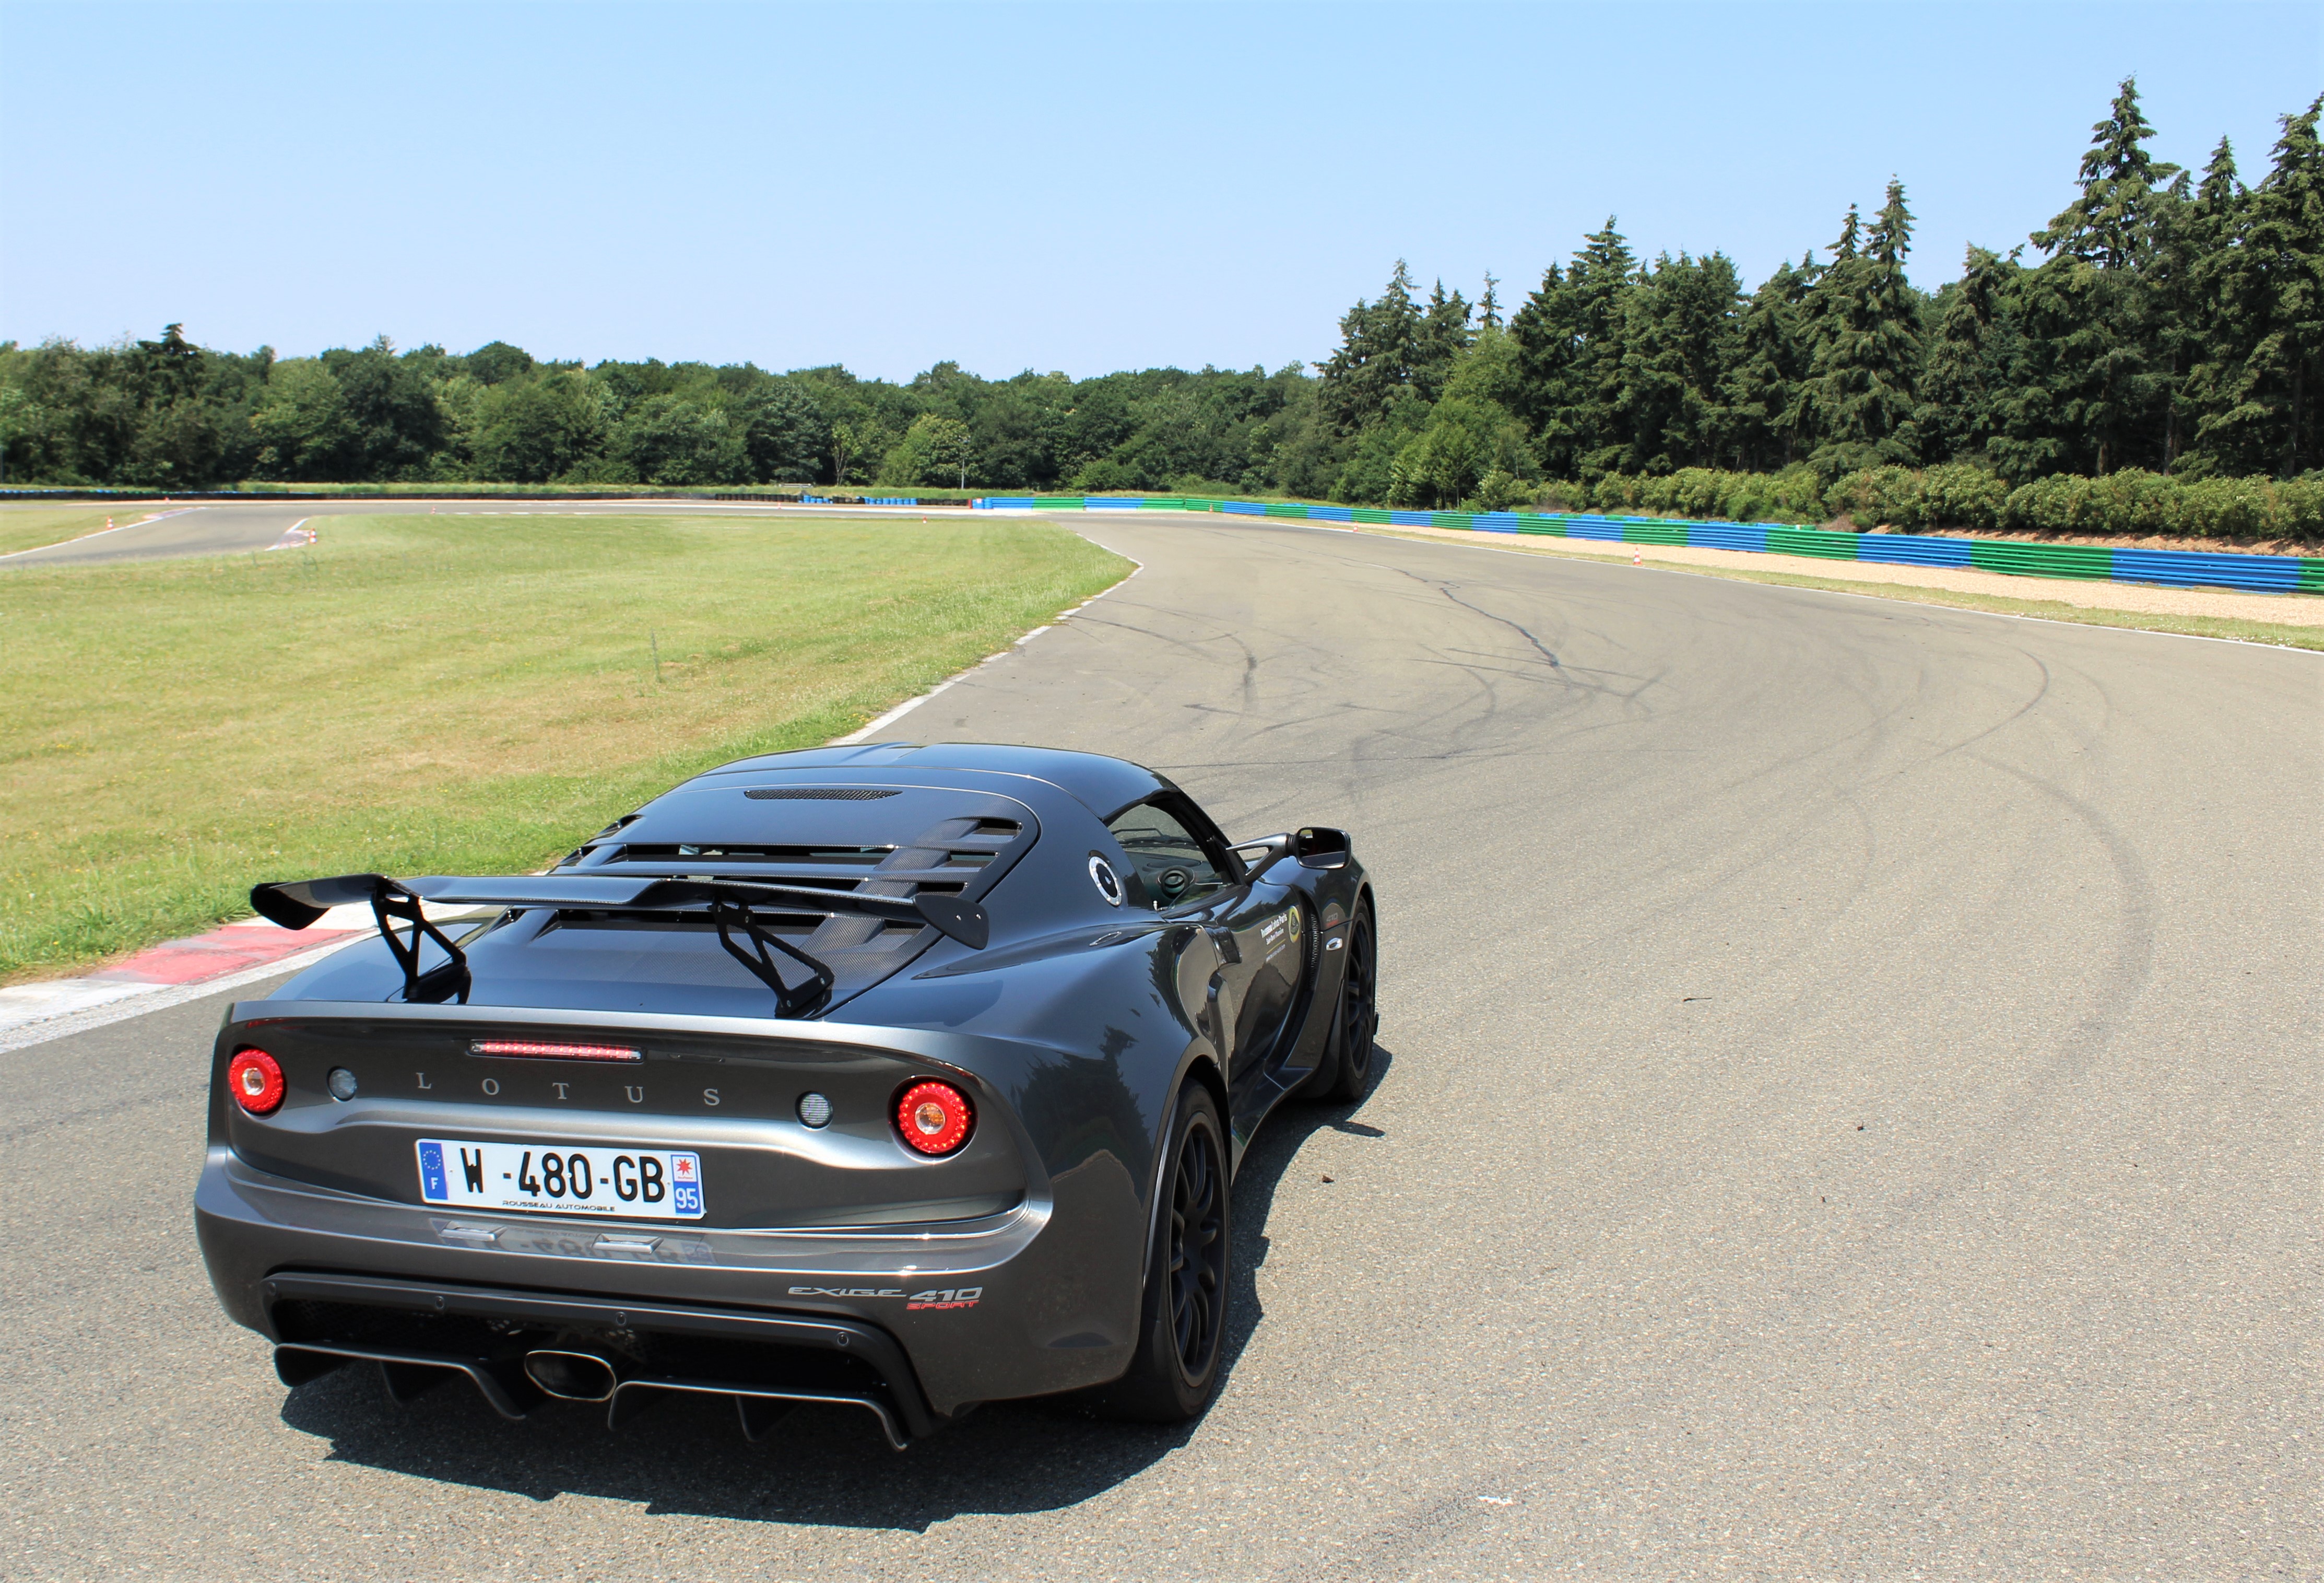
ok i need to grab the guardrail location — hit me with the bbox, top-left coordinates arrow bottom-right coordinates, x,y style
971,495 -> 2324,597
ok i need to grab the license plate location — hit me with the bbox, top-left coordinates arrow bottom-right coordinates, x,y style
416,1138 -> 704,1220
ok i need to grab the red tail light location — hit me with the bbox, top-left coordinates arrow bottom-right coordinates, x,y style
227,1048 -> 285,1116
895,1080 -> 973,1156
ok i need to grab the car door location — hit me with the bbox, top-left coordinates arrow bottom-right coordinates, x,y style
1206,867 -> 1304,1080
1104,795 -> 1300,1080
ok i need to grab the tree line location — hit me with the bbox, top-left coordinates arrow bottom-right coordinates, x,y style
2,80 -> 2316,534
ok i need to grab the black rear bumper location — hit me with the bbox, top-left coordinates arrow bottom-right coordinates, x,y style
263,1270 -> 936,1447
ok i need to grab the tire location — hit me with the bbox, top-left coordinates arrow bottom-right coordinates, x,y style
1317,901 -> 1378,1103
1088,1082 -> 1231,1423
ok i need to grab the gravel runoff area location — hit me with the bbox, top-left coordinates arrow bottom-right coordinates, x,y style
1332,518 -> 2324,627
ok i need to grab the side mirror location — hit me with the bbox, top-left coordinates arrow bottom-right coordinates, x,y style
1294,827 -> 1350,870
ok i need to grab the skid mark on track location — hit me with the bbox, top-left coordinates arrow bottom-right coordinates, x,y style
1271,1483 -> 1530,1583
1435,583 -> 1563,670
1924,646 -> 2057,765
1393,567 -> 1669,708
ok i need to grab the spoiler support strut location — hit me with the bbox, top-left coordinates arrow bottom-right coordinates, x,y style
370,884 -> 474,1004
706,893 -> 835,1018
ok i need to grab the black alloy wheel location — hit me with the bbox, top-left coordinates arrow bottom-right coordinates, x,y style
1322,903 -> 1377,1102
1087,1083 -> 1232,1422
1165,1109 -> 1226,1376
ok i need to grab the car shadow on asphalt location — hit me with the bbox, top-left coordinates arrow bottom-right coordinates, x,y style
277,1046 -> 1396,1532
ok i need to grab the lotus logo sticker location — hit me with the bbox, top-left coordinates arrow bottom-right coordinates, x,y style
1088,855 -> 1124,907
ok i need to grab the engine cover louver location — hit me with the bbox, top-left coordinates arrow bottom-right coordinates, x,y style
513,786 -> 1040,1016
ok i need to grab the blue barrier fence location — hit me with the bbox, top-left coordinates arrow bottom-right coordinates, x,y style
971,493 -> 2323,598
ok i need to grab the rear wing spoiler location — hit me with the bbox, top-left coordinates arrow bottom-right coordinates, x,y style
250,873 -> 989,1016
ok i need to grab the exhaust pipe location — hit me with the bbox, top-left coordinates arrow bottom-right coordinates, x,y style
523,1349 -> 618,1402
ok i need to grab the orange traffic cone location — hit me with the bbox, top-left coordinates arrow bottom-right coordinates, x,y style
1632,549 -> 1642,565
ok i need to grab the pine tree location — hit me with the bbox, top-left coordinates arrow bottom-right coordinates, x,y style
2034,77 -> 2182,270
1507,261 -> 1568,459
1806,185 -> 1923,470
1316,262 -> 1426,433
2176,138 -> 2248,471
1793,209 -> 1860,428
1562,219 -> 1636,476
1721,257 -> 1816,470
1414,279 -> 1474,401
1510,219 -> 1639,479
2150,141 -> 2241,470
1831,205 -> 1861,261
2200,97 -> 2324,475
1618,252 -> 1742,472
1916,245 -> 2025,465
2020,77 -> 2181,473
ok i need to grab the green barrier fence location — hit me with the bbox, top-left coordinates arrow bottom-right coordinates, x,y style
1764,526 -> 1863,560
1967,542 -> 2116,580
1620,521 -> 1690,546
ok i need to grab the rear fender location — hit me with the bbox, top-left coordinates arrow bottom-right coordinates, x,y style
1139,1044 -> 1226,1297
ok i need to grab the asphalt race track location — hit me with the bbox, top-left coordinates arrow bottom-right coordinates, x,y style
5,505 -> 2317,1579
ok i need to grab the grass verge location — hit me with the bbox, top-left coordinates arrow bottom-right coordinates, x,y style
1356,527 -> 2324,651
1,512 -> 1128,980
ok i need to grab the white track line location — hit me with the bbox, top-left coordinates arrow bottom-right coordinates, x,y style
828,559 -> 1145,745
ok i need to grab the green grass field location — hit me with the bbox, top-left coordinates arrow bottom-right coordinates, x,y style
0,512 -> 1128,980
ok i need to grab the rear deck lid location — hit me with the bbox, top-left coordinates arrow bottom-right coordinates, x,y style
283,784 -> 1037,1017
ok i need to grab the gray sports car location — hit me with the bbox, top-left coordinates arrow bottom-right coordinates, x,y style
196,743 -> 1377,1445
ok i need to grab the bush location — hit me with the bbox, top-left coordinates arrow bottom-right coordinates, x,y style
1823,466 -> 1912,528
1916,462 -> 2011,532
1561,465 -> 2318,541
1820,463 -> 2008,531
1587,466 -> 1825,524
1474,469 -> 1532,511
2166,473 -> 2324,538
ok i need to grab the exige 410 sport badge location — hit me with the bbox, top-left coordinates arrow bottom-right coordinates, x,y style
787,1284 -> 983,1310
905,1287 -> 982,1310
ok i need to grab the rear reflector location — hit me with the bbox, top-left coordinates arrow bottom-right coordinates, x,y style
469,1040 -> 642,1062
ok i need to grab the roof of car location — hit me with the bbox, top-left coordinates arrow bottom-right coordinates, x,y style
683,742 -> 1174,822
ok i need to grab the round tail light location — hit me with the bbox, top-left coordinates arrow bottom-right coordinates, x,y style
894,1080 -> 973,1156
227,1048 -> 285,1116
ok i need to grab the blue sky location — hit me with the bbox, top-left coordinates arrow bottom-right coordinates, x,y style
2,1 -> 2316,380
